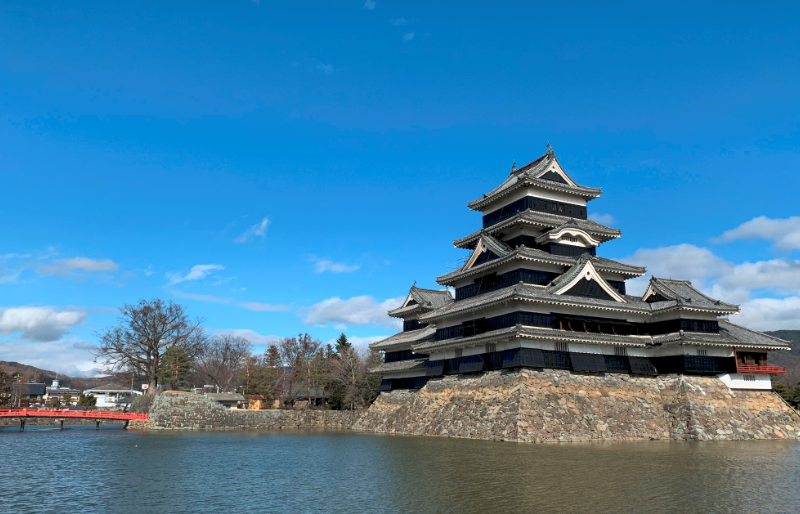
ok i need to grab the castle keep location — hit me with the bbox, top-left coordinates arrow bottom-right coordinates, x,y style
371,147 -> 790,391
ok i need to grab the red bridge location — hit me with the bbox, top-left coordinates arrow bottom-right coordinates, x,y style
0,409 -> 148,431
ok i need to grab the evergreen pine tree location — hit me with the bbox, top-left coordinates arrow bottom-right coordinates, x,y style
157,346 -> 191,390
335,333 -> 351,354
773,383 -> 792,402
77,391 -> 97,408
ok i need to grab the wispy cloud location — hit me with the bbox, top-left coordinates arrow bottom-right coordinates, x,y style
316,63 -> 334,74
234,217 -> 270,243
364,0 -> 375,10
311,257 -> 360,274
403,32 -> 415,41
0,338 -> 98,377
37,257 -> 120,276
166,288 -> 233,304
166,264 -> 225,285
391,18 -> 408,26
237,302 -> 288,312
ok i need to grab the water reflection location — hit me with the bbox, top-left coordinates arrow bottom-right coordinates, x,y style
1,427 -> 798,513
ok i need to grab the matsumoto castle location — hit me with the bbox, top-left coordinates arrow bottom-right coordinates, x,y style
370,146 -> 789,391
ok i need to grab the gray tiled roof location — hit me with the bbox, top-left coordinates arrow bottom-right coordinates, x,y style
369,326 -> 437,351
412,325 -> 652,353
653,321 -> 791,350
645,278 -> 738,312
387,285 -> 453,318
454,211 -> 621,249
420,280 -> 738,323
11,383 -> 46,396
468,149 -> 602,211
369,358 -> 429,375
206,393 -> 246,401
412,321 -> 789,354
436,247 -> 645,285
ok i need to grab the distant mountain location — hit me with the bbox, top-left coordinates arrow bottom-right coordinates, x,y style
765,330 -> 800,356
0,361 -> 110,390
764,330 -> 800,386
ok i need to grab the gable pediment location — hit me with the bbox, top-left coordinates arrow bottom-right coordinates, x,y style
552,260 -> 626,303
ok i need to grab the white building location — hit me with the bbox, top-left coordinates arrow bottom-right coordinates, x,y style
84,384 -> 143,408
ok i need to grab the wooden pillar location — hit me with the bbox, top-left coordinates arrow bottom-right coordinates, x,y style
95,420 -> 100,430
19,419 -> 25,432
123,420 -> 129,430
60,420 -> 64,430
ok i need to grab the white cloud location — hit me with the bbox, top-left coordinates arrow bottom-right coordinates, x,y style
311,257 -> 360,274
166,264 -> 225,285
0,338 -> 97,376
588,213 -> 615,225
715,216 -> 800,250
234,217 -> 270,243
166,288 -> 232,304
237,302 -> 288,312
303,295 -> 404,330
623,244 -> 729,286
316,63 -> 334,74
733,297 -> 800,331
0,306 -> 88,342
364,0 -> 375,10
403,32 -> 415,41
143,265 -> 154,276
718,259 -> 800,293
391,18 -> 407,26
622,242 -> 800,331
213,329 -> 280,348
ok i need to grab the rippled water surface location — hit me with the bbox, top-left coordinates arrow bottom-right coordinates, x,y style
2,425 -> 800,513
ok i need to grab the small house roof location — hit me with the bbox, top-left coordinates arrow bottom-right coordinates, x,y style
11,383 -> 46,396
206,393 -> 246,402
85,384 -> 129,392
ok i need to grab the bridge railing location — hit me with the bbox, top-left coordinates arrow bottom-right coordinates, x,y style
0,409 -> 148,420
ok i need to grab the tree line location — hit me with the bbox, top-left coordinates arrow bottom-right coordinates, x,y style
92,299 -> 382,409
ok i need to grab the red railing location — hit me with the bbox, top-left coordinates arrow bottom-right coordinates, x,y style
0,409 -> 148,420
736,365 -> 786,374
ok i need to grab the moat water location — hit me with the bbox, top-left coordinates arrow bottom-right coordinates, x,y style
2,426 -> 799,513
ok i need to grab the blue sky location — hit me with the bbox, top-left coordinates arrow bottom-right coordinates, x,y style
1,1 -> 799,375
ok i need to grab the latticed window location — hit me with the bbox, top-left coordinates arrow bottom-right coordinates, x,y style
614,346 -> 627,356
697,349 -> 708,357
556,342 -> 569,352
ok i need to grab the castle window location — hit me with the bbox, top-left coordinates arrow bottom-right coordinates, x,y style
743,375 -> 755,382
556,342 -> 569,352
697,349 -> 708,357
614,346 -> 627,356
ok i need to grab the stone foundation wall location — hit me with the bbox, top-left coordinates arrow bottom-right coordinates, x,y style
146,371 -> 800,442
148,391 -> 360,430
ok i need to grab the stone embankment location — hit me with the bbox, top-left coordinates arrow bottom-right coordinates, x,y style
148,391 -> 360,430
144,370 -> 800,442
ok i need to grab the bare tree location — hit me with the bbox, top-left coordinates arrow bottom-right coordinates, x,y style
193,335 -> 252,392
277,333 -> 322,408
93,299 -> 208,393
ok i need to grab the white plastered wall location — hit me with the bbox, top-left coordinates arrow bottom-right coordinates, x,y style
718,373 -> 771,390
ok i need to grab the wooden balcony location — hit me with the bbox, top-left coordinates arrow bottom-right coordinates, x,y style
736,364 -> 785,374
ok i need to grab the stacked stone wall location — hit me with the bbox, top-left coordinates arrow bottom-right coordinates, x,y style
148,391 -> 360,430
145,371 -> 800,442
